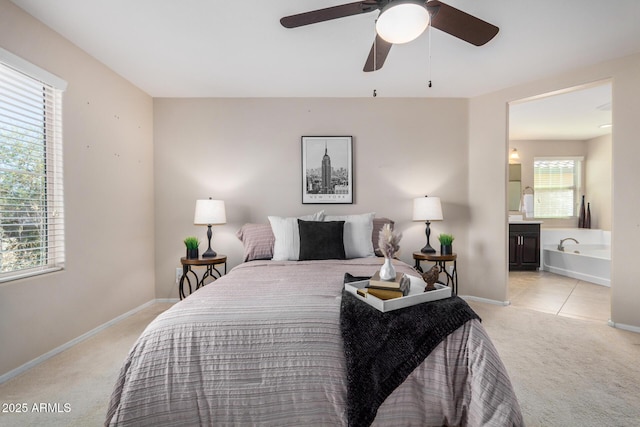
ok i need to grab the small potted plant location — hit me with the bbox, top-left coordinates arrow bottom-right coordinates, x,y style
184,236 -> 200,259
438,233 -> 455,255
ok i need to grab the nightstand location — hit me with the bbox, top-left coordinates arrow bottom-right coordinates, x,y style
413,251 -> 458,295
179,255 -> 227,300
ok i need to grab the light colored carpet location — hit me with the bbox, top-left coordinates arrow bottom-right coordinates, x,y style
0,303 -> 172,427
1,300 -> 639,426
468,301 -> 640,427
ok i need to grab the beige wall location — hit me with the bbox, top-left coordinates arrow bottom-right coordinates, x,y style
153,98 -> 470,298
509,136 -> 612,230
470,53 -> 640,329
586,134 -> 612,231
0,1 -> 155,376
509,139 -> 589,228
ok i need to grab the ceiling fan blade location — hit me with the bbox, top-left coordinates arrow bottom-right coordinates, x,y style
363,35 -> 393,72
280,1 -> 380,28
426,0 -> 499,46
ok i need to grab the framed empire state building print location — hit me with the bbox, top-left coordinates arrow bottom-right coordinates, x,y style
301,136 -> 353,204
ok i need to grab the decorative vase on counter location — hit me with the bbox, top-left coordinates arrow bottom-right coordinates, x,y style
578,195 -> 586,228
585,202 -> 591,229
379,257 -> 396,281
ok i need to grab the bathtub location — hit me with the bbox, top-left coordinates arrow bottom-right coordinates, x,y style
542,243 -> 611,287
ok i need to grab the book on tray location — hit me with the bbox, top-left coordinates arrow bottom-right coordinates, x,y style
362,287 -> 403,300
361,272 -> 411,300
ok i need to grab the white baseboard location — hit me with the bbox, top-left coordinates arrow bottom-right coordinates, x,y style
460,295 -> 511,306
543,265 -> 610,287
608,320 -> 640,334
0,299 -> 172,384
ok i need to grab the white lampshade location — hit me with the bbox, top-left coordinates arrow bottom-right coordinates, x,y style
376,1 -> 430,44
413,196 -> 443,221
194,199 -> 226,225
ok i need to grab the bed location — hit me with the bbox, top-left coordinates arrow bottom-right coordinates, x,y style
105,216 -> 523,426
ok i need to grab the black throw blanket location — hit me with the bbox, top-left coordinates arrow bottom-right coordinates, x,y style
340,274 -> 480,427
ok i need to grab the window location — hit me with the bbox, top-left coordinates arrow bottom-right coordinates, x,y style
0,48 -> 66,283
533,157 -> 583,218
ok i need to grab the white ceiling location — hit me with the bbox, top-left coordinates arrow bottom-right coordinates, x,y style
10,0 -> 639,138
509,82 -> 612,141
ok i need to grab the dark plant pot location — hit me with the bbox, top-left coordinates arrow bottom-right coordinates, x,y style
186,248 -> 199,259
440,245 -> 453,255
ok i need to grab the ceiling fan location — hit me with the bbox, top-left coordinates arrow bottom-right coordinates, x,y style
280,0 -> 499,72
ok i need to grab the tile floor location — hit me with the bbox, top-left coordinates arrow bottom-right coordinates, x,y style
508,270 -> 611,323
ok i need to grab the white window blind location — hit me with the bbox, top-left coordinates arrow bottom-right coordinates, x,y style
0,51 -> 65,283
533,158 -> 582,218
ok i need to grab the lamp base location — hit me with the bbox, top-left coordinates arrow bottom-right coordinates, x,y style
202,224 -> 217,258
420,244 -> 436,254
420,220 -> 436,253
201,247 -> 217,258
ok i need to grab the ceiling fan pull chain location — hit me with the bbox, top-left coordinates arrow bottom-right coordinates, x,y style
372,19 -> 377,97
428,25 -> 433,88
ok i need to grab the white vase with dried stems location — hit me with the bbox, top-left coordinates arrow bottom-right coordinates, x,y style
378,223 -> 402,281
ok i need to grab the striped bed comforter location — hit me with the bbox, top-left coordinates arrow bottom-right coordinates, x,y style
105,258 -> 523,426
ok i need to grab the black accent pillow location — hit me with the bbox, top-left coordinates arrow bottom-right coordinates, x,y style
298,220 -> 346,261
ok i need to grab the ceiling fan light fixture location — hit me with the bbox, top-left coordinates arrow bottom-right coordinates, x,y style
376,1 -> 430,44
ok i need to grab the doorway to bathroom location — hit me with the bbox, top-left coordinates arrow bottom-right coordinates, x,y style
507,81 -> 612,322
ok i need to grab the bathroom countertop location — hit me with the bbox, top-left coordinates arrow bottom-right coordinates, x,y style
508,220 -> 544,224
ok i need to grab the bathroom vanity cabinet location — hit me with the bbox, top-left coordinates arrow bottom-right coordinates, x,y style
509,223 -> 540,270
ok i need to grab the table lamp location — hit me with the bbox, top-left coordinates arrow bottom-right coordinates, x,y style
194,198 -> 226,258
413,195 -> 443,253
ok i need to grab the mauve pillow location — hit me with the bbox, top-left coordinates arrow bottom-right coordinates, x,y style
236,223 -> 274,262
298,220 -> 346,261
372,217 -> 395,257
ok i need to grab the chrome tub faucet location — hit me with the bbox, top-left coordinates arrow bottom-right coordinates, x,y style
558,237 -> 579,251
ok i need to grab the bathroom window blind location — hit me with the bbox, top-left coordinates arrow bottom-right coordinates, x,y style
0,50 -> 66,283
533,158 -> 582,218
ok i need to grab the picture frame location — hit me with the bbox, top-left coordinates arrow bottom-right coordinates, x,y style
301,136 -> 353,204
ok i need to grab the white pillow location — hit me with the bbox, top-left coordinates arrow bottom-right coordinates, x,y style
324,212 -> 375,258
269,211 -> 325,261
